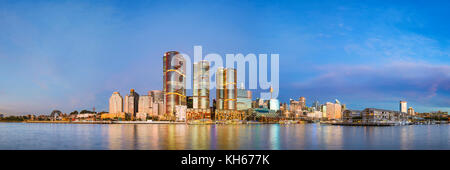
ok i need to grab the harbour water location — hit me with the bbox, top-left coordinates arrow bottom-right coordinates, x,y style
0,123 -> 448,150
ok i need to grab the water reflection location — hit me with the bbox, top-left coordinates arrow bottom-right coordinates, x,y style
0,123 -> 448,150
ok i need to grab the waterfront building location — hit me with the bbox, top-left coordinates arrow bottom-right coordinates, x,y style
326,102 -> 342,120
138,92 -> 152,115
216,67 -> 237,110
124,89 -> 139,119
187,108 -> 211,120
163,51 -> 187,120
193,60 -> 210,109
175,105 -> 187,121
361,108 -> 407,124
0,113 -> 4,118
109,92 -> 123,114
101,113 -> 125,120
249,108 -> 280,122
76,113 -> 96,120
400,101 -> 407,113
342,110 -> 362,123
215,109 -> 246,121
408,107 -> 415,116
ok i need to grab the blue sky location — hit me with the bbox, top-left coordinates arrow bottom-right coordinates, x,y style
0,0 -> 449,115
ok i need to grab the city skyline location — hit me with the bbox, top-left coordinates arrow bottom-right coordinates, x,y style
1,0 -> 450,115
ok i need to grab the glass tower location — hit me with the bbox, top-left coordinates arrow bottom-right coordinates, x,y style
163,51 -> 186,119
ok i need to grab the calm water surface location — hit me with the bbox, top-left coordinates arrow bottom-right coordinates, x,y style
0,123 -> 448,150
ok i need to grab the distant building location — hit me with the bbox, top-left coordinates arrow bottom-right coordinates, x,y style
289,99 -> 301,113
299,97 -> 306,110
408,107 -> 415,116
138,92 -> 152,115
269,99 -> 280,111
124,89 -> 139,119
109,92 -> 123,114
0,113 -> 4,118
400,101 -> 407,113
150,90 -> 164,117
326,102 -> 342,120
312,100 -> 320,111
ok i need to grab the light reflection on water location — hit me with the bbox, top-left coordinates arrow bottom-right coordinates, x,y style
0,123 -> 448,150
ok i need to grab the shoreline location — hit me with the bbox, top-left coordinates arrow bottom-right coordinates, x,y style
1,120 -> 444,126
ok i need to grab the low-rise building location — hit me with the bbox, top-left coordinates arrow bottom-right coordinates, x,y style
101,113 -> 125,120
342,110 -> 362,123
361,108 -> 407,124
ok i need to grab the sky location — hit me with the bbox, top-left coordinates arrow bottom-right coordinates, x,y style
0,0 -> 449,115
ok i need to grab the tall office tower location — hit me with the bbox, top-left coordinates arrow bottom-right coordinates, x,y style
407,107 -> 415,116
216,67 -> 237,110
124,89 -> 139,119
400,101 -> 407,113
299,97 -> 306,110
163,51 -> 186,119
193,60 -> 210,109
109,92 -> 123,114
312,100 -> 320,111
138,91 -> 152,114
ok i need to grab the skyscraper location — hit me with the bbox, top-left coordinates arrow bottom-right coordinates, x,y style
193,60 -> 210,109
216,67 -> 237,110
400,101 -> 407,113
109,92 -> 123,114
163,51 -> 186,119
124,89 -> 139,119
299,97 -> 306,110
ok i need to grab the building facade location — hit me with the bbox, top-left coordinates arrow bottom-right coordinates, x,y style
408,107 -> 415,116
193,60 -> 210,109
361,108 -> 407,124
400,101 -> 407,113
138,92 -> 152,115
109,92 -> 123,114
163,51 -> 187,119
326,102 -> 342,120
124,89 -> 139,119
216,67 -> 237,110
